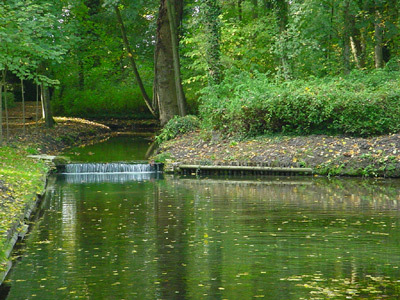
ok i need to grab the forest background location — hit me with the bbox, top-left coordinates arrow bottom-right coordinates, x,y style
1,0 -> 400,141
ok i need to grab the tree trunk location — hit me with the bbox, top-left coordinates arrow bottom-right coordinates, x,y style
342,0 -> 351,74
36,84 -> 39,129
384,0 -> 398,62
275,0 -> 290,79
4,75 -> 9,141
349,11 -> 365,69
115,6 -> 156,117
21,79 -> 26,134
78,60 -> 84,91
166,0 -> 186,116
374,7 -> 384,68
0,72 -> 3,145
238,0 -> 243,21
202,0 -> 222,85
252,0 -> 258,19
41,84 -> 55,128
154,0 -> 186,126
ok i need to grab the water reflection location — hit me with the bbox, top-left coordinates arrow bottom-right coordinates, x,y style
62,172 -> 163,184
5,176 -> 400,299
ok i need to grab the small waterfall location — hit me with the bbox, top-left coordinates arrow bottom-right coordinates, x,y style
61,163 -> 163,183
64,163 -> 161,174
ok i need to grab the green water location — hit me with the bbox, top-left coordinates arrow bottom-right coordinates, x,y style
64,135 -> 153,162
4,175 -> 400,299
3,136 -> 400,299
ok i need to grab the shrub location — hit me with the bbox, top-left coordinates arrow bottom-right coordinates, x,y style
199,69 -> 400,137
156,115 -> 200,144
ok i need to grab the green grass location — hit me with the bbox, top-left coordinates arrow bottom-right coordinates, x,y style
0,145 -> 49,272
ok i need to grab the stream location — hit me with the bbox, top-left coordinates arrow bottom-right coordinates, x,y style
2,135 -> 400,299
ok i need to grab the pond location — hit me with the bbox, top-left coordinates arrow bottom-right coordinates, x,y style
2,136 -> 400,299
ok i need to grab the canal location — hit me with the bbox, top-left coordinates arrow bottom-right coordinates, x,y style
3,136 -> 400,299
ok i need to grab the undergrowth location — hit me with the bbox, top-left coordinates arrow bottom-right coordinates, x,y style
199,69 -> 400,138
156,115 -> 200,144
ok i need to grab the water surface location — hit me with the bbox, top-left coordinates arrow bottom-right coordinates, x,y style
64,135 -> 153,162
5,175 -> 400,299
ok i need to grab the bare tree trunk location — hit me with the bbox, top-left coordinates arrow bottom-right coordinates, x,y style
166,0 -> 186,116
21,79 -> 26,134
41,84 -> 55,128
115,6 -> 156,117
154,0 -> 186,126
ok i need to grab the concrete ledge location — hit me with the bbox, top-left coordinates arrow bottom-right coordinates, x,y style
0,261 -> 12,285
175,164 -> 313,176
0,176 -> 50,287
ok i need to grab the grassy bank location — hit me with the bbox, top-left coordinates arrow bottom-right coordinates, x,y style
0,146 -> 49,273
0,114 -> 111,276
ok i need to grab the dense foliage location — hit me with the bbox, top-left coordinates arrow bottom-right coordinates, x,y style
1,0 -> 400,135
200,69 -> 400,137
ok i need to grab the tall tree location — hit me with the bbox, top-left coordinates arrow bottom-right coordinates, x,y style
201,0 -> 223,85
41,83 -> 55,128
274,0 -> 290,79
154,0 -> 187,125
374,1 -> 384,68
115,5 -> 156,116
0,0 -> 71,131
342,0 -> 352,73
0,71 -> 4,145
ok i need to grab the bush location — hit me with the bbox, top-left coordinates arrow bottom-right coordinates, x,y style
199,69 -> 400,137
156,115 -> 200,143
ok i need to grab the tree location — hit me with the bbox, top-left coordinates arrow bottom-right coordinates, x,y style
342,0 -> 352,73
374,0 -> 384,68
115,5 -> 156,116
201,0 -> 223,85
0,0 -> 72,134
153,0 -> 187,125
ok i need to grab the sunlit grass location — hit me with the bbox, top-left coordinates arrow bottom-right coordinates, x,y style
0,146 -> 49,272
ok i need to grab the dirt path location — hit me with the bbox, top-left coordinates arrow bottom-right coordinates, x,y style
1,102 -> 111,154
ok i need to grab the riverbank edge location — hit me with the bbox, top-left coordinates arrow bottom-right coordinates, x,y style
0,173 -> 50,286
153,131 -> 400,178
0,119 -> 113,286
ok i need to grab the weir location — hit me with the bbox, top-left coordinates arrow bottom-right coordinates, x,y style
62,162 -> 163,174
